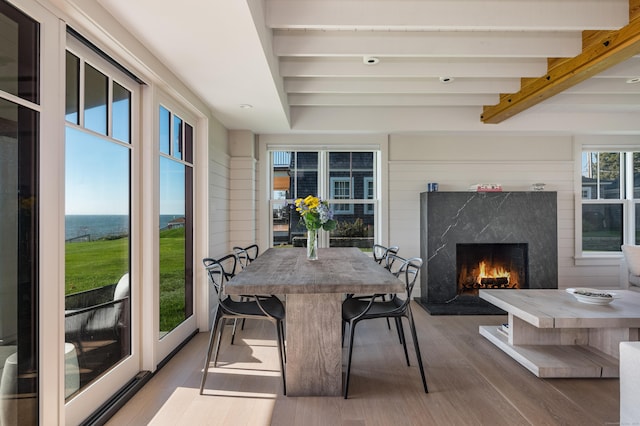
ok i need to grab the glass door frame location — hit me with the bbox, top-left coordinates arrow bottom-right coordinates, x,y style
153,91 -> 202,364
63,34 -> 141,426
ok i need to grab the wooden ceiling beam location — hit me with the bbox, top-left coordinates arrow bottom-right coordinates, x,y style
481,5 -> 640,124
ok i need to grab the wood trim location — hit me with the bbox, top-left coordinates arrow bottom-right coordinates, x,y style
482,9 -> 640,124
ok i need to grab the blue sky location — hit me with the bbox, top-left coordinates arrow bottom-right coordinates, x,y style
65,103 -> 185,215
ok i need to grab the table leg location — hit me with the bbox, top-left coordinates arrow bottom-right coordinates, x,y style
285,293 -> 342,396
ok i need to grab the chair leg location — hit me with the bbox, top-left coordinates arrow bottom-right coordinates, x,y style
275,320 -> 287,395
344,320 -> 358,399
241,318 -> 246,330
396,318 -> 410,366
381,295 -> 391,330
395,317 -> 404,344
279,320 -> 286,363
407,310 -> 428,393
231,318 -> 238,345
212,317 -> 226,367
200,311 -> 222,394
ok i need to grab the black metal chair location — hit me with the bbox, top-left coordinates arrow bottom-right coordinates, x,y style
341,254 -> 427,399
200,254 -> 287,395
231,244 -> 263,337
372,244 -> 399,267
346,244 -> 400,330
233,244 -> 259,270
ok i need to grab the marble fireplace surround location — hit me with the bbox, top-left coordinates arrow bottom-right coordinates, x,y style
418,191 -> 558,315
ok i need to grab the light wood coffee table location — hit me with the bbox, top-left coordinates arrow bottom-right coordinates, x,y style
479,289 -> 640,378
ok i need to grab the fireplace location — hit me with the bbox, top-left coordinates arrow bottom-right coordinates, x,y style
418,191 -> 557,315
456,243 -> 528,296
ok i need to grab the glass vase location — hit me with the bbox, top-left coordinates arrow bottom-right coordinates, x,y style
306,229 -> 318,260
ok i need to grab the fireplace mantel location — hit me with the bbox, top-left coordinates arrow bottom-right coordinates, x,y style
418,191 -> 558,314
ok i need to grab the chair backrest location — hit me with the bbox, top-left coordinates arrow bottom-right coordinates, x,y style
113,273 -> 130,301
233,244 -> 259,270
381,246 -> 402,271
203,254 -> 238,299
373,244 -> 399,268
386,253 -> 423,301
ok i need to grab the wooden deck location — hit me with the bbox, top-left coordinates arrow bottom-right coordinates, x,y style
106,303 -> 619,425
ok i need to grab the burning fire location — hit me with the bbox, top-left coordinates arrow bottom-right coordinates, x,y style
476,261 -> 510,284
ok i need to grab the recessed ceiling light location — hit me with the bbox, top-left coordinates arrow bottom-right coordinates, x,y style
439,77 -> 454,83
239,104 -> 253,109
626,77 -> 640,84
363,56 -> 379,65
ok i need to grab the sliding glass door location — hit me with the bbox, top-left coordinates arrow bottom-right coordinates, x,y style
63,35 -> 140,424
0,3 -> 40,424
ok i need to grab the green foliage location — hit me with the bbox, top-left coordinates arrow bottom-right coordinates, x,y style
65,227 -> 187,332
332,218 -> 369,237
597,152 -> 620,181
65,237 -> 129,294
159,227 -> 186,332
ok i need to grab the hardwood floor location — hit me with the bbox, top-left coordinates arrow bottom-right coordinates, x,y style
106,303 -> 619,425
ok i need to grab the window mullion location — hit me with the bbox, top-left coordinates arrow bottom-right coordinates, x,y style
78,58 -> 85,128
107,77 -> 113,138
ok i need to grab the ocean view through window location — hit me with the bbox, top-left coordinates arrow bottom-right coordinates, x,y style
65,214 -> 183,241
64,44 -> 135,400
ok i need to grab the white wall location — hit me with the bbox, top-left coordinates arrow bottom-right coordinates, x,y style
207,120 -> 231,258
228,130 -> 258,250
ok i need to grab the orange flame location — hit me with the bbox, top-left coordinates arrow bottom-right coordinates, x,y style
476,261 -> 510,284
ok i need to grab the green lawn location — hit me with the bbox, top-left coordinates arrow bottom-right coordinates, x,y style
65,227 -> 187,332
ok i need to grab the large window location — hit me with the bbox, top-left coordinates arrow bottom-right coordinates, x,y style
159,105 -> 194,336
581,151 -> 640,253
64,47 -> 133,397
0,3 -> 40,423
270,150 -> 377,250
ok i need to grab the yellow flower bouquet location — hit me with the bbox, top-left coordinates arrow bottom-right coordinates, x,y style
294,195 -> 336,260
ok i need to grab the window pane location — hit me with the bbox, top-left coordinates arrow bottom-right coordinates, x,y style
112,82 -> 130,143
293,152 -> 317,198
0,2 -> 38,103
159,106 -> 170,154
329,152 -> 350,169
582,204 -> 623,251
272,201 -> 291,247
581,152 -> 621,200
271,151 -> 377,250
173,115 -> 183,160
328,203 -> 375,251
159,157 -> 186,335
352,152 -> 373,170
636,203 -> 640,244
634,153 -> 640,199
598,152 -> 620,199
581,152 -> 597,200
65,52 -> 80,124
0,97 -> 39,425
65,126 -> 131,394
84,64 -> 108,135
273,151 -> 291,199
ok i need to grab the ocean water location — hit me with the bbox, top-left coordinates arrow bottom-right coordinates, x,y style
65,215 -> 183,241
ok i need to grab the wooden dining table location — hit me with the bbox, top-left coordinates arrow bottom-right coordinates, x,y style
225,247 -> 405,396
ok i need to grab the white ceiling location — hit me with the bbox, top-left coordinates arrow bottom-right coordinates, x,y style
96,0 -> 640,135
